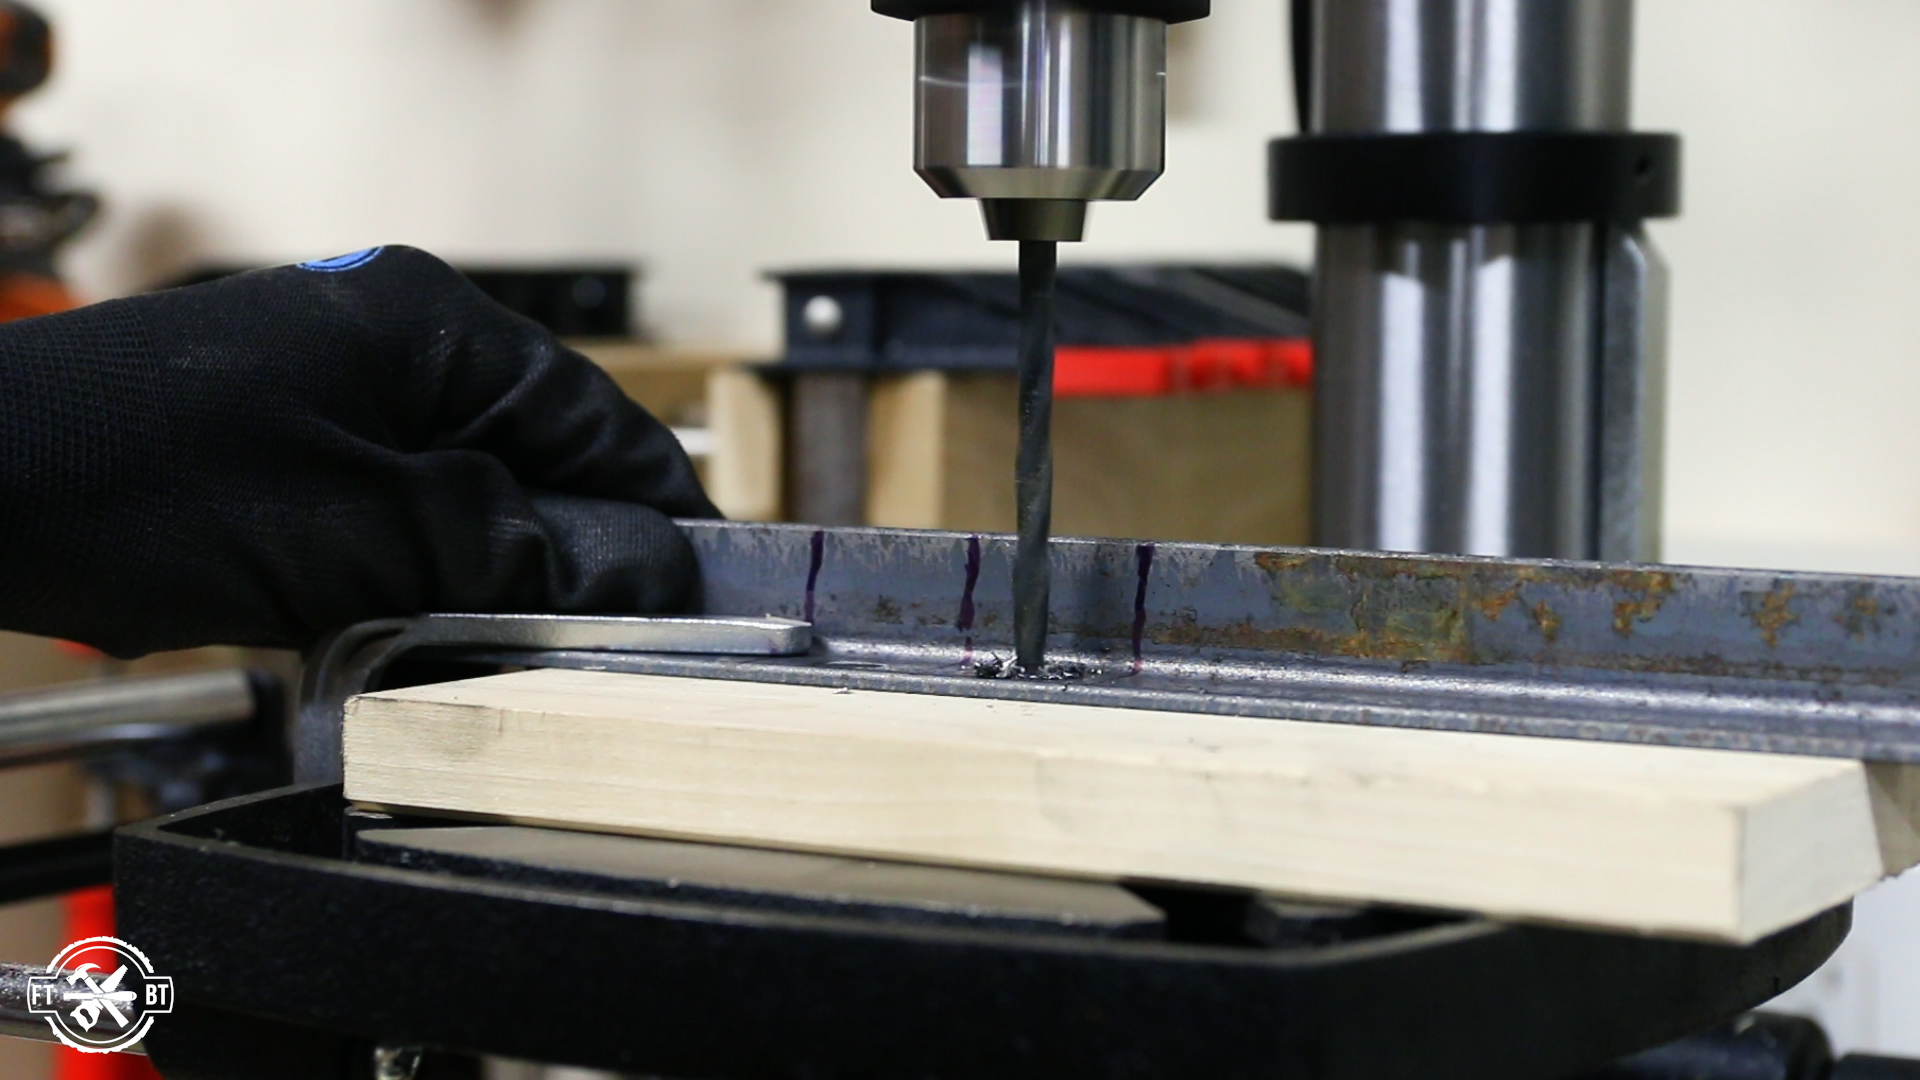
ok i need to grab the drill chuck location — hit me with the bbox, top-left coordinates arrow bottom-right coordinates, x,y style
884,0 -> 1206,241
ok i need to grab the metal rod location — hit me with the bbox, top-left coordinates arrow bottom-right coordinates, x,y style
0,963 -> 146,1054
1014,239 -> 1058,672
788,372 -> 871,526
0,670 -> 256,768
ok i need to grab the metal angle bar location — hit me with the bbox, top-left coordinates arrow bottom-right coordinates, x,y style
295,522 -> 1920,777
686,523 -> 1920,683
434,648 -> 1920,764
680,522 -> 1920,761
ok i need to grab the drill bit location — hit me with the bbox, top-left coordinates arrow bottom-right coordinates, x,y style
1013,239 -> 1057,673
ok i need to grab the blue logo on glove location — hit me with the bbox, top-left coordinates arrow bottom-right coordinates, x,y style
299,247 -> 385,273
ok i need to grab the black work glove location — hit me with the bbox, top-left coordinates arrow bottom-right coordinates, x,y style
0,244 -> 719,657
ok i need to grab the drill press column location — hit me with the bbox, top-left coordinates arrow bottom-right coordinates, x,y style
1300,0 -> 1659,560
875,0 -> 1208,670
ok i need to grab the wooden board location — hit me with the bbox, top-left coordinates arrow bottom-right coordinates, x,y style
865,372 -> 1311,545
343,669 -> 1920,943
704,368 -> 784,521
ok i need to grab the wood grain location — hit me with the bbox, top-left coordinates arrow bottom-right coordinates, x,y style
344,668 -> 1915,942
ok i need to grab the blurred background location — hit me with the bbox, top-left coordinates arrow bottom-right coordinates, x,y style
0,0 -> 1915,1074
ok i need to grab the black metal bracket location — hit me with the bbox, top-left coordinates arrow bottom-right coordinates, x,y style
1579,1012 -> 1920,1080
0,830 -> 113,906
1269,132 -> 1683,224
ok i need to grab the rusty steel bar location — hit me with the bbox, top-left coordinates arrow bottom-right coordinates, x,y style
296,522 -> 1920,781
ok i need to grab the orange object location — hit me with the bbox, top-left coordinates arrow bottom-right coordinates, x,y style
1053,337 -> 1313,398
54,890 -> 163,1080
0,272 -> 77,321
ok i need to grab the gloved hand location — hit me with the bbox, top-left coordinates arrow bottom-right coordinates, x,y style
0,245 -> 719,657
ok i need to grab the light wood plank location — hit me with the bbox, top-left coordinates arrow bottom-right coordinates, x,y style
704,368 -> 784,521
865,371 -> 950,529
1869,761 -> 1920,873
345,668 -> 1901,942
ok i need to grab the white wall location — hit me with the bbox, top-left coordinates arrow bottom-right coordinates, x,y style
18,0 -> 1920,564
14,0 -> 1302,342
8,0 -> 1920,1058
1636,0 -> 1920,567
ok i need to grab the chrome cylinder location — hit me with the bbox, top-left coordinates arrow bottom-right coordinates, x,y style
0,669 -> 255,767
913,2 -> 1167,240
1309,0 -> 1637,559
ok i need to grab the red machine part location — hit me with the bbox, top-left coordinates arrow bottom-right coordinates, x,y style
56,889 -> 162,1080
1053,337 -> 1312,397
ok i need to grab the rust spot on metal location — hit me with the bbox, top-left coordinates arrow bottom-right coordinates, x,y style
1835,589 -> 1884,640
1277,574 -> 1356,619
1382,602 -> 1465,655
1331,553 -> 1469,583
1253,551 -> 1312,576
1749,582 -> 1799,648
1609,570 -> 1676,637
1477,585 -> 1523,622
1152,596 -> 1472,665
1530,601 -> 1563,644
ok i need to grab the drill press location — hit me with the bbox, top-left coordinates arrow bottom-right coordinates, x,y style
23,6 -> 1920,1077
874,0 -> 1210,671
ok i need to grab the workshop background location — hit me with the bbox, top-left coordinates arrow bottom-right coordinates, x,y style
0,0 -> 1914,1073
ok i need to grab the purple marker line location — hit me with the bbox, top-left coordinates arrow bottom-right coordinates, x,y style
1131,542 -> 1156,673
804,529 -> 826,624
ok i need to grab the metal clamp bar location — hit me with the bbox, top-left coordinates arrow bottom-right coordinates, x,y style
295,614 -> 813,783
